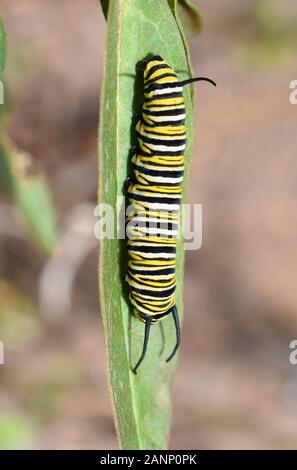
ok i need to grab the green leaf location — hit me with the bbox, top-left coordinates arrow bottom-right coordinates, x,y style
99,0 -> 194,449
0,139 -> 57,253
0,18 -> 6,79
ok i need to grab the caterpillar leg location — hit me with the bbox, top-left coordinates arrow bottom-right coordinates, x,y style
166,305 -> 180,363
129,145 -> 138,156
132,112 -> 142,126
124,176 -> 134,192
132,317 -> 152,374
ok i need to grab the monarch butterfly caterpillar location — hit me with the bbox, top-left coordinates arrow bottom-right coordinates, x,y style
125,55 -> 216,373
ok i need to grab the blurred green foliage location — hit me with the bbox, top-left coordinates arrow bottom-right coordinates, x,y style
238,0 -> 297,68
0,139 -> 57,253
0,18 -> 6,78
0,17 -> 57,254
0,413 -> 35,450
100,0 -> 109,19
0,18 -> 7,121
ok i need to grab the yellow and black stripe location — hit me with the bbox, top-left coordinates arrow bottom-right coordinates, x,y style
126,55 -> 215,373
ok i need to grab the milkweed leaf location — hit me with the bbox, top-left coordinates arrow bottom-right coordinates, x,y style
99,0 -> 195,449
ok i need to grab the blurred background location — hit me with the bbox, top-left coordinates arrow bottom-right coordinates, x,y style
0,0 -> 297,450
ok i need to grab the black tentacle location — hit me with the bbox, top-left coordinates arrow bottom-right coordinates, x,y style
179,77 -> 216,87
166,305 -> 180,363
133,317 -> 152,374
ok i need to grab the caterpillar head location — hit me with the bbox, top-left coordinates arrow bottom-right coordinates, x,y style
136,55 -> 164,79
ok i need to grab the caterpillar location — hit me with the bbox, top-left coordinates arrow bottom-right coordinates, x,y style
125,55 -> 216,373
